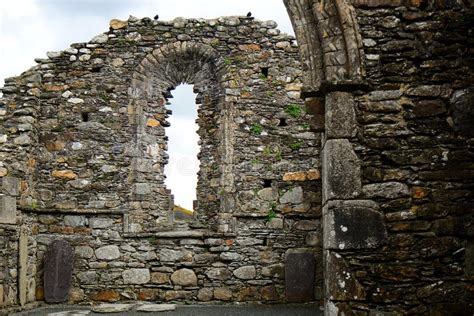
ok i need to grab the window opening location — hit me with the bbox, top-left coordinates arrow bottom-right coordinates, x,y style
163,84 -> 200,213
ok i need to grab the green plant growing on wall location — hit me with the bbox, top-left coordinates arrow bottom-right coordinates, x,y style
289,142 -> 302,150
263,146 -> 272,156
259,74 -> 267,80
285,104 -> 303,118
266,91 -> 274,97
266,202 -> 277,222
250,123 -> 263,135
223,57 -> 232,65
274,147 -> 282,161
251,158 -> 261,165
300,123 -> 310,130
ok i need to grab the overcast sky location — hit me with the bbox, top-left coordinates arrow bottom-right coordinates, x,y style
0,0 -> 294,210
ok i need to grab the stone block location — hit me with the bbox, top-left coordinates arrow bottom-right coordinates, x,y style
325,251 -> 366,301
0,194 -> 16,224
285,249 -> 315,302
122,268 -> 150,284
89,218 -> 114,229
325,91 -> 357,139
64,215 -> 87,227
233,266 -> 256,280
323,200 -> 386,250
132,183 -> 151,195
451,87 -> 474,137
322,139 -> 361,202
362,182 -> 409,199
44,239 -> 74,303
18,227 -> 28,306
214,288 -> 232,301
0,177 -> 20,196
170,268 -> 197,286
95,245 -> 120,260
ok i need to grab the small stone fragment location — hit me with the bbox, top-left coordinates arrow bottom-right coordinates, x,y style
109,19 -> 128,30
92,304 -> 134,313
136,304 -> 176,312
68,98 -> 84,104
91,34 -> 108,44
52,170 -> 77,180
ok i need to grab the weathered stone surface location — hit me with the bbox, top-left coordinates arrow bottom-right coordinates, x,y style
214,288 -> 233,301
325,92 -> 357,139
150,272 -> 170,284
257,188 -> 278,201
109,19 -> 128,30
158,249 -> 192,262
282,170 -> 320,181
451,87 -> 474,137
44,240 -> 74,303
280,186 -> 303,204
92,304 -> 134,313
233,266 -> 256,280
285,249 -> 315,302
170,268 -> 197,286
52,170 -> 77,180
0,195 -> 16,224
18,228 -> 28,306
205,268 -> 232,280
91,34 -> 108,44
326,251 -> 366,301
64,215 -> 87,227
136,304 -> 176,312
324,200 -> 386,250
262,263 -> 284,279
95,245 -> 120,260
91,290 -> 120,302
89,218 -> 114,229
122,269 -> 150,284
0,177 -> 20,196
197,288 -> 213,301
362,182 -> 410,199
323,139 -> 361,202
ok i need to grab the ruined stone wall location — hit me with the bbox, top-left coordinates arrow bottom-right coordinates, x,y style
0,16 -> 323,311
285,0 -> 473,314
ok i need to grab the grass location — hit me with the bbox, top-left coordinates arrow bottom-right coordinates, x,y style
285,104 -> 303,118
289,142 -> 302,150
250,123 -> 263,135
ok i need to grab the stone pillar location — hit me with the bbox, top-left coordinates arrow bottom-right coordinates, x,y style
321,92 -> 386,315
0,177 -> 19,224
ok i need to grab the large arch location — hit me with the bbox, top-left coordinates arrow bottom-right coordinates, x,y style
126,42 -> 231,232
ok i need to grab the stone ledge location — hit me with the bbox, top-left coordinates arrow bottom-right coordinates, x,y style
122,230 -> 236,239
18,206 -> 126,215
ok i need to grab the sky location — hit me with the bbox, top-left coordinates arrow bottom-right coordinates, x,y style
0,0 -> 294,210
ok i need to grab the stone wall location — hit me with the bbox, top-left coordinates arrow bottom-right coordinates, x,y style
25,211 -> 322,304
285,0 -> 473,314
0,15 -> 323,312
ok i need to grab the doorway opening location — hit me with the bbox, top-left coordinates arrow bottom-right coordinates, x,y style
164,84 -> 200,217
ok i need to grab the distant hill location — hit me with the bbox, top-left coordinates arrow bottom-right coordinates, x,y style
173,205 -> 194,221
